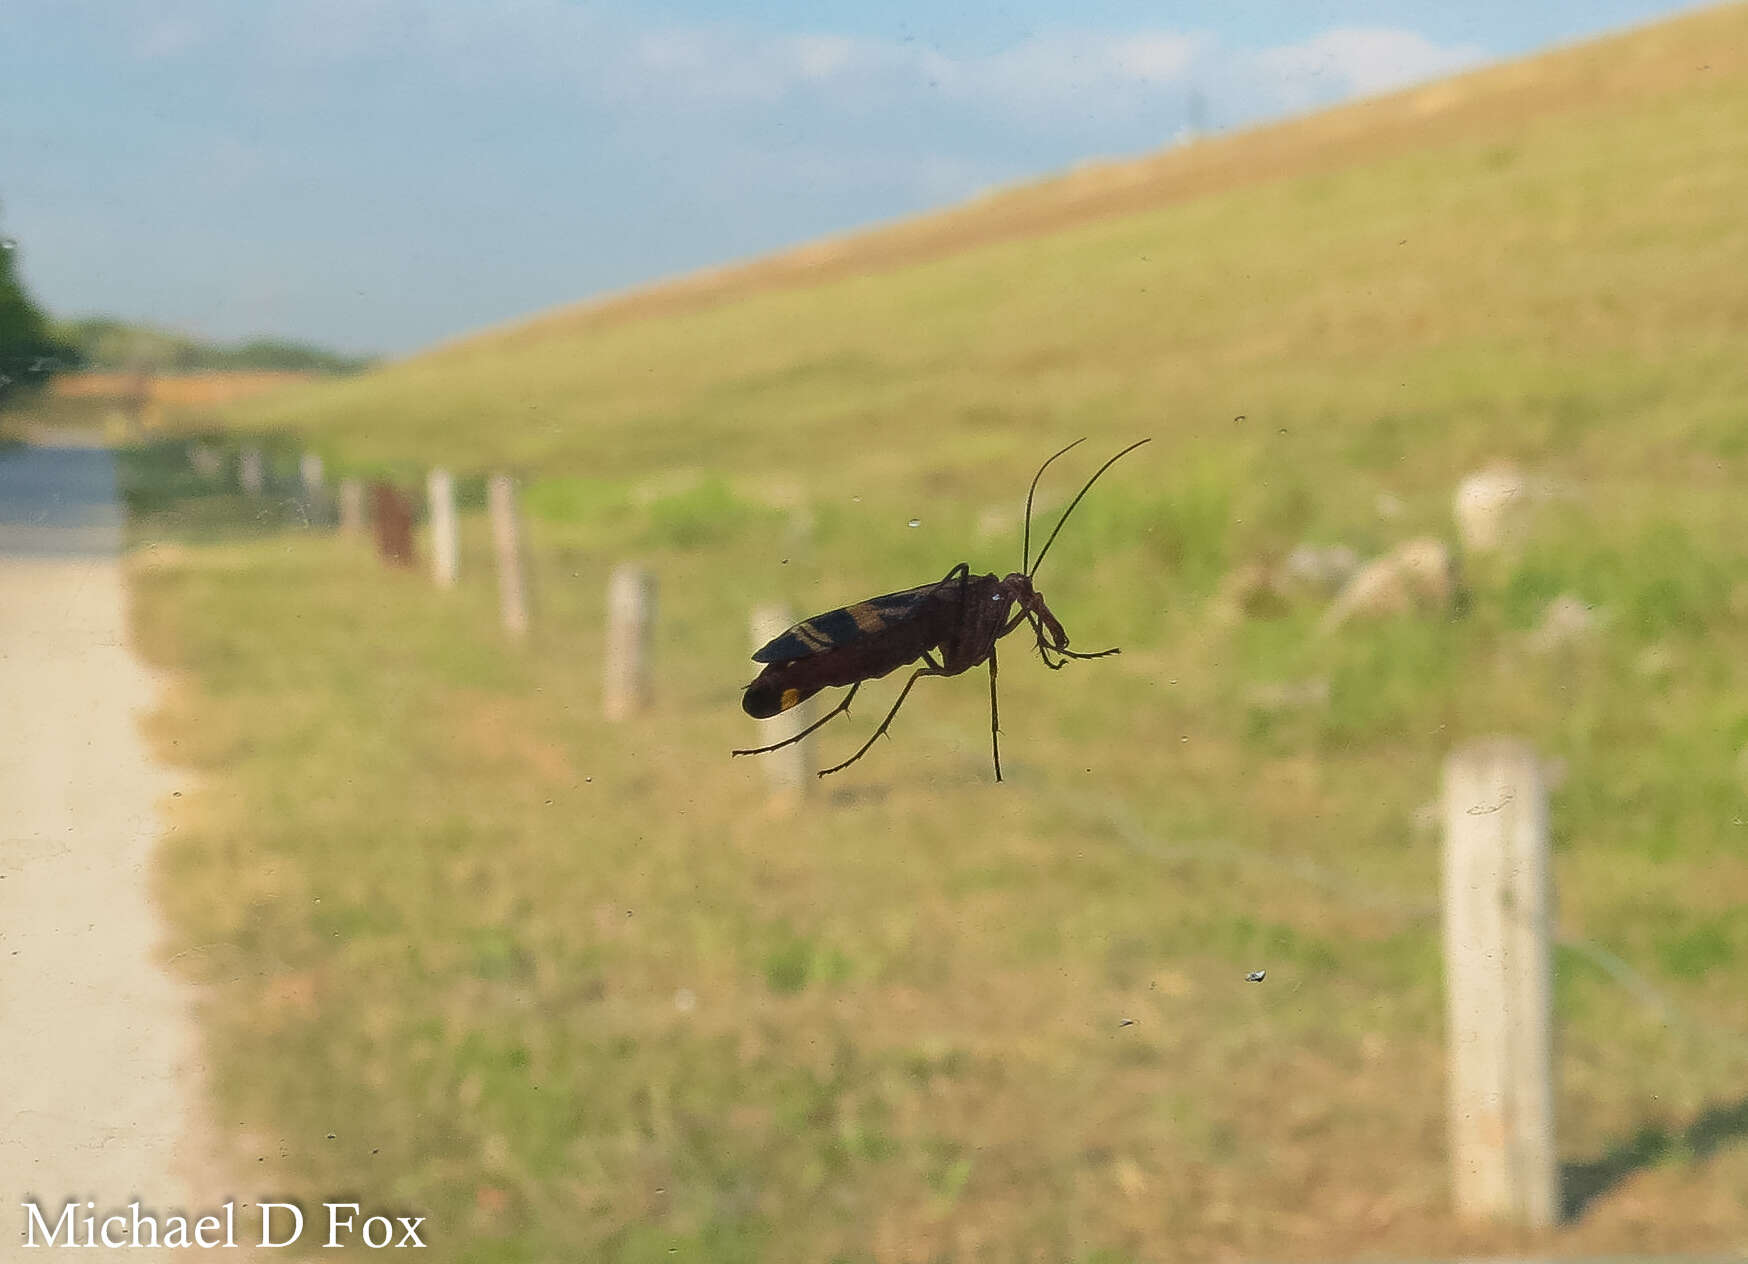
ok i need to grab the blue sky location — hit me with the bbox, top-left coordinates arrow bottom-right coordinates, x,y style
0,0 -> 1705,356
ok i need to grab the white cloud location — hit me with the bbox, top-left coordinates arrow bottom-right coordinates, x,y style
1112,34 -> 1204,83
97,1 -> 1484,136
259,0 -> 416,64
134,14 -> 207,61
584,25 -> 1207,117
626,28 -> 795,105
562,19 -> 1480,134
928,30 -> 1205,114
1251,27 -> 1487,104
787,34 -> 858,82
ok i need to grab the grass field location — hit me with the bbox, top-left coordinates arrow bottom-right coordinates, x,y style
113,5 -> 1748,1261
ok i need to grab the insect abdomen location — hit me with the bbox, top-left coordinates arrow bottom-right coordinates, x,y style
742,676 -> 824,719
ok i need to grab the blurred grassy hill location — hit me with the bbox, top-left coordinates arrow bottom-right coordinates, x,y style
133,5 -> 1748,1262
233,2 -> 1748,492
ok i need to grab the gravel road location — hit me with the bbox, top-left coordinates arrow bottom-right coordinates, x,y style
0,439 -> 242,1253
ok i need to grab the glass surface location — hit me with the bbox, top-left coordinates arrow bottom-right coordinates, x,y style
3,4 -> 1746,1260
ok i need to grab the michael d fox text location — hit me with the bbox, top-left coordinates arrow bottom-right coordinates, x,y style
21,1200 -> 427,1249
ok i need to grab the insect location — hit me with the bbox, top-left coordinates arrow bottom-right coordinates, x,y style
732,437 -> 1150,781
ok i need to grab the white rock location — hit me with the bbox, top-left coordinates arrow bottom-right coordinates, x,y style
1454,465 -> 1530,554
1527,593 -> 1601,653
1245,678 -> 1331,711
1319,537 -> 1455,631
1282,543 -> 1361,595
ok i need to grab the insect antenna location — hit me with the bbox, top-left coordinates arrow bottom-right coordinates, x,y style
1026,438 -> 1152,578
1021,438 -> 1087,573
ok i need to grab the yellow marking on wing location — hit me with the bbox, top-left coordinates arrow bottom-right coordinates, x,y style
780,688 -> 802,711
848,602 -> 887,633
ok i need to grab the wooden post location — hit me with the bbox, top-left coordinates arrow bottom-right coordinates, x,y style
748,604 -> 810,804
427,468 -> 459,589
487,474 -> 529,636
337,479 -> 366,534
299,453 -> 325,497
603,565 -> 655,720
124,364 -> 153,434
190,442 -> 222,480
1442,738 -> 1558,1228
370,482 -> 416,567
299,453 -> 328,525
238,446 -> 265,495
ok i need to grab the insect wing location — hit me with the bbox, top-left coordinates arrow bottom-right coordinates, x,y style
751,580 -> 950,664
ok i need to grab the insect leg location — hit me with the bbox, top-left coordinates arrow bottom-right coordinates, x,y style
1027,611 -> 1117,665
817,666 -> 946,777
1053,645 -> 1121,660
988,640 -> 1002,783
1027,613 -> 1069,670
732,682 -> 860,757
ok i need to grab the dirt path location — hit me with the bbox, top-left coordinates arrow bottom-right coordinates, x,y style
0,440 -> 242,1253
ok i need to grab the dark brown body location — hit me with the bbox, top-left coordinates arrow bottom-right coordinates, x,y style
737,563 -> 1094,781
743,568 -> 1013,719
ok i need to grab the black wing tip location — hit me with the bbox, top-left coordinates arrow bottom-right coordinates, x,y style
743,689 -> 784,719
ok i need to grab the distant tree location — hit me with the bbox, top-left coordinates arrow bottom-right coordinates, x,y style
211,337 -> 375,374
0,220 -> 74,406
54,316 -> 373,375
54,317 -> 193,373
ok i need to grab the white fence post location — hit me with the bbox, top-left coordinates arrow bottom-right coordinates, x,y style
298,453 -> 327,525
603,565 -> 656,721
1442,738 -> 1558,1228
337,479 -> 366,534
299,452 -> 325,497
190,442 -> 222,480
749,603 -> 810,804
487,473 -> 529,637
238,447 -> 265,495
427,468 -> 459,589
